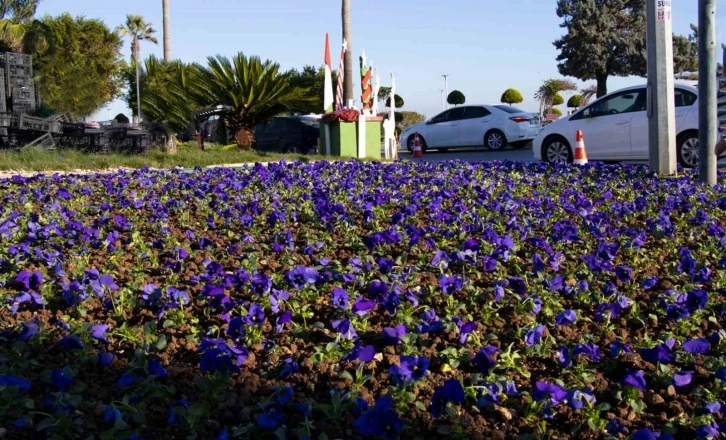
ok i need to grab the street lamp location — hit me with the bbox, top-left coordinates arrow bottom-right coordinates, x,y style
442,75 -> 449,109
646,0 -> 677,176
697,0 -> 718,186
439,89 -> 445,111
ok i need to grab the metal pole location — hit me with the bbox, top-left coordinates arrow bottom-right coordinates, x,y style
646,0 -> 677,175
442,75 -> 449,109
440,89 -> 445,111
698,0 -> 717,185
135,61 -> 142,124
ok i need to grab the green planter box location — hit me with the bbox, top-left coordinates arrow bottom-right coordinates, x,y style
319,117 -> 382,159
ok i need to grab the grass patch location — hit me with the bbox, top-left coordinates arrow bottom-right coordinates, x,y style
0,142 -> 382,172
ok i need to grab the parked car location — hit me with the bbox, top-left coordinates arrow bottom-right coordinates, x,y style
254,116 -> 320,154
533,84 -> 704,167
400,105 -> 541,152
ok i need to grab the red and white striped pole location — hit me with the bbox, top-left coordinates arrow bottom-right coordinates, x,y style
335,40 -> 347,111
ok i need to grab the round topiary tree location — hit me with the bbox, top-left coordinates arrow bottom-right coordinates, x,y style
552,93 -> 565,106
447,90 -> 465,106
567,94 -> 582,109
500,88 -> 524,106
114,113 -> 130,124
551,108 -> 563,117
385,94 -> 404,108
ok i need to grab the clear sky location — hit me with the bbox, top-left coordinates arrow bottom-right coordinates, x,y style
37,0 -> 725,120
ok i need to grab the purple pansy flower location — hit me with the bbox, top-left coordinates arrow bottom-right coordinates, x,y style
354,396 -> 403,439
351,297 -> 375,316
555,310 -> 577,326
331,288 -> 349,309
673,371 -> 694,387
399,356 -> 429,382
533,382 -> 568,405
51,368 -> 73,391
286,266 -> 319,289
622,370 -> 646,391
640,344 -> 674,364
275,311 -> 292,333
343,343 -> 376,363
472,346 -> 498,374
439,276 -> 463,295
525,324 -> 546,346
429,379 -> 465,419
59,335 -> 84,351
244,304 -> 265,326
572,343 -> 601,362
333,319 -> 357,340
557,346 -> 572,368
91,324 -> 109,344
382,325 -> 407,345
682,338 -> 710,354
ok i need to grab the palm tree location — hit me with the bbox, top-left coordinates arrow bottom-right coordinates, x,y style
535,79 -> 577,117
162,0 -> 170,61
0,0 -> 41,23
341,0 -> 353,104
193,52 -> 315,147
579,85 -> 598,107
116,15 -> 158,124
0,0 -> 51,54
141,56 -> 198,154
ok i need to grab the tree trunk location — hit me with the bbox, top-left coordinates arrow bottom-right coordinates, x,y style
163,134 -> 177,154
132,38 -> 140,63
596,74 -> 608,98
162,0 -> 171,61
134,60 -> 141,125
342,0 -> 354,105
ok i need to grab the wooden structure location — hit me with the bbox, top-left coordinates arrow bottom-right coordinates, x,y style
0,52 -> 150,153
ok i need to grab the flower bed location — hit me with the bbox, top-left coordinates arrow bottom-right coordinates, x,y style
1,161 -> 725,440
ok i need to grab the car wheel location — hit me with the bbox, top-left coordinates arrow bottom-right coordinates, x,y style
407,134 -> 428,153
485,130 -> 507,150
284,143 -> 301,154
543,137 -> 573,163
677,132 -> 699,168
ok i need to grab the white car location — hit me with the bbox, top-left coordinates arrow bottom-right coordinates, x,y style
533,84 -> 702,167
401,105 -> 541,152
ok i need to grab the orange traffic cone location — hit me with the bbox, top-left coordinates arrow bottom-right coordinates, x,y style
413,132 -> 424,158
574,130 -> 588,165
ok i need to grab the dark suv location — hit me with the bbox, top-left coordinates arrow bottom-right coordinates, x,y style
254,117 -> 320,154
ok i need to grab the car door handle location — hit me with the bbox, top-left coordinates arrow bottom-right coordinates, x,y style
450,124 -> 458,127
615,121 -> 630,125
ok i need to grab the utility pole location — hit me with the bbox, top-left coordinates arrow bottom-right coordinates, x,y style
442,75 -> 449,109
439,89 -> 445,111
646,0 -> 677,175
342,0 -> 354,106
698,0 -> 718,185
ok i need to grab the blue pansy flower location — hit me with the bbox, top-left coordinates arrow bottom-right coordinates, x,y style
429,379 -> 465,419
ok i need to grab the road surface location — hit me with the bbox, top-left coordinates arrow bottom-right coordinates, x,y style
396,145 -> 726,167
397,146 -> 535,163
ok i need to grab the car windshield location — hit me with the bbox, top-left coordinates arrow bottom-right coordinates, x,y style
494,105 -> 528,114
299,120 -> 319,128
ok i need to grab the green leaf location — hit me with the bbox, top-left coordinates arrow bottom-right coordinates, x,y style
35,417 -> 56,431
437,426 -> 453,435
339,371 -> 354,381
156,334 -> 167,350
415,401 -> 427,412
